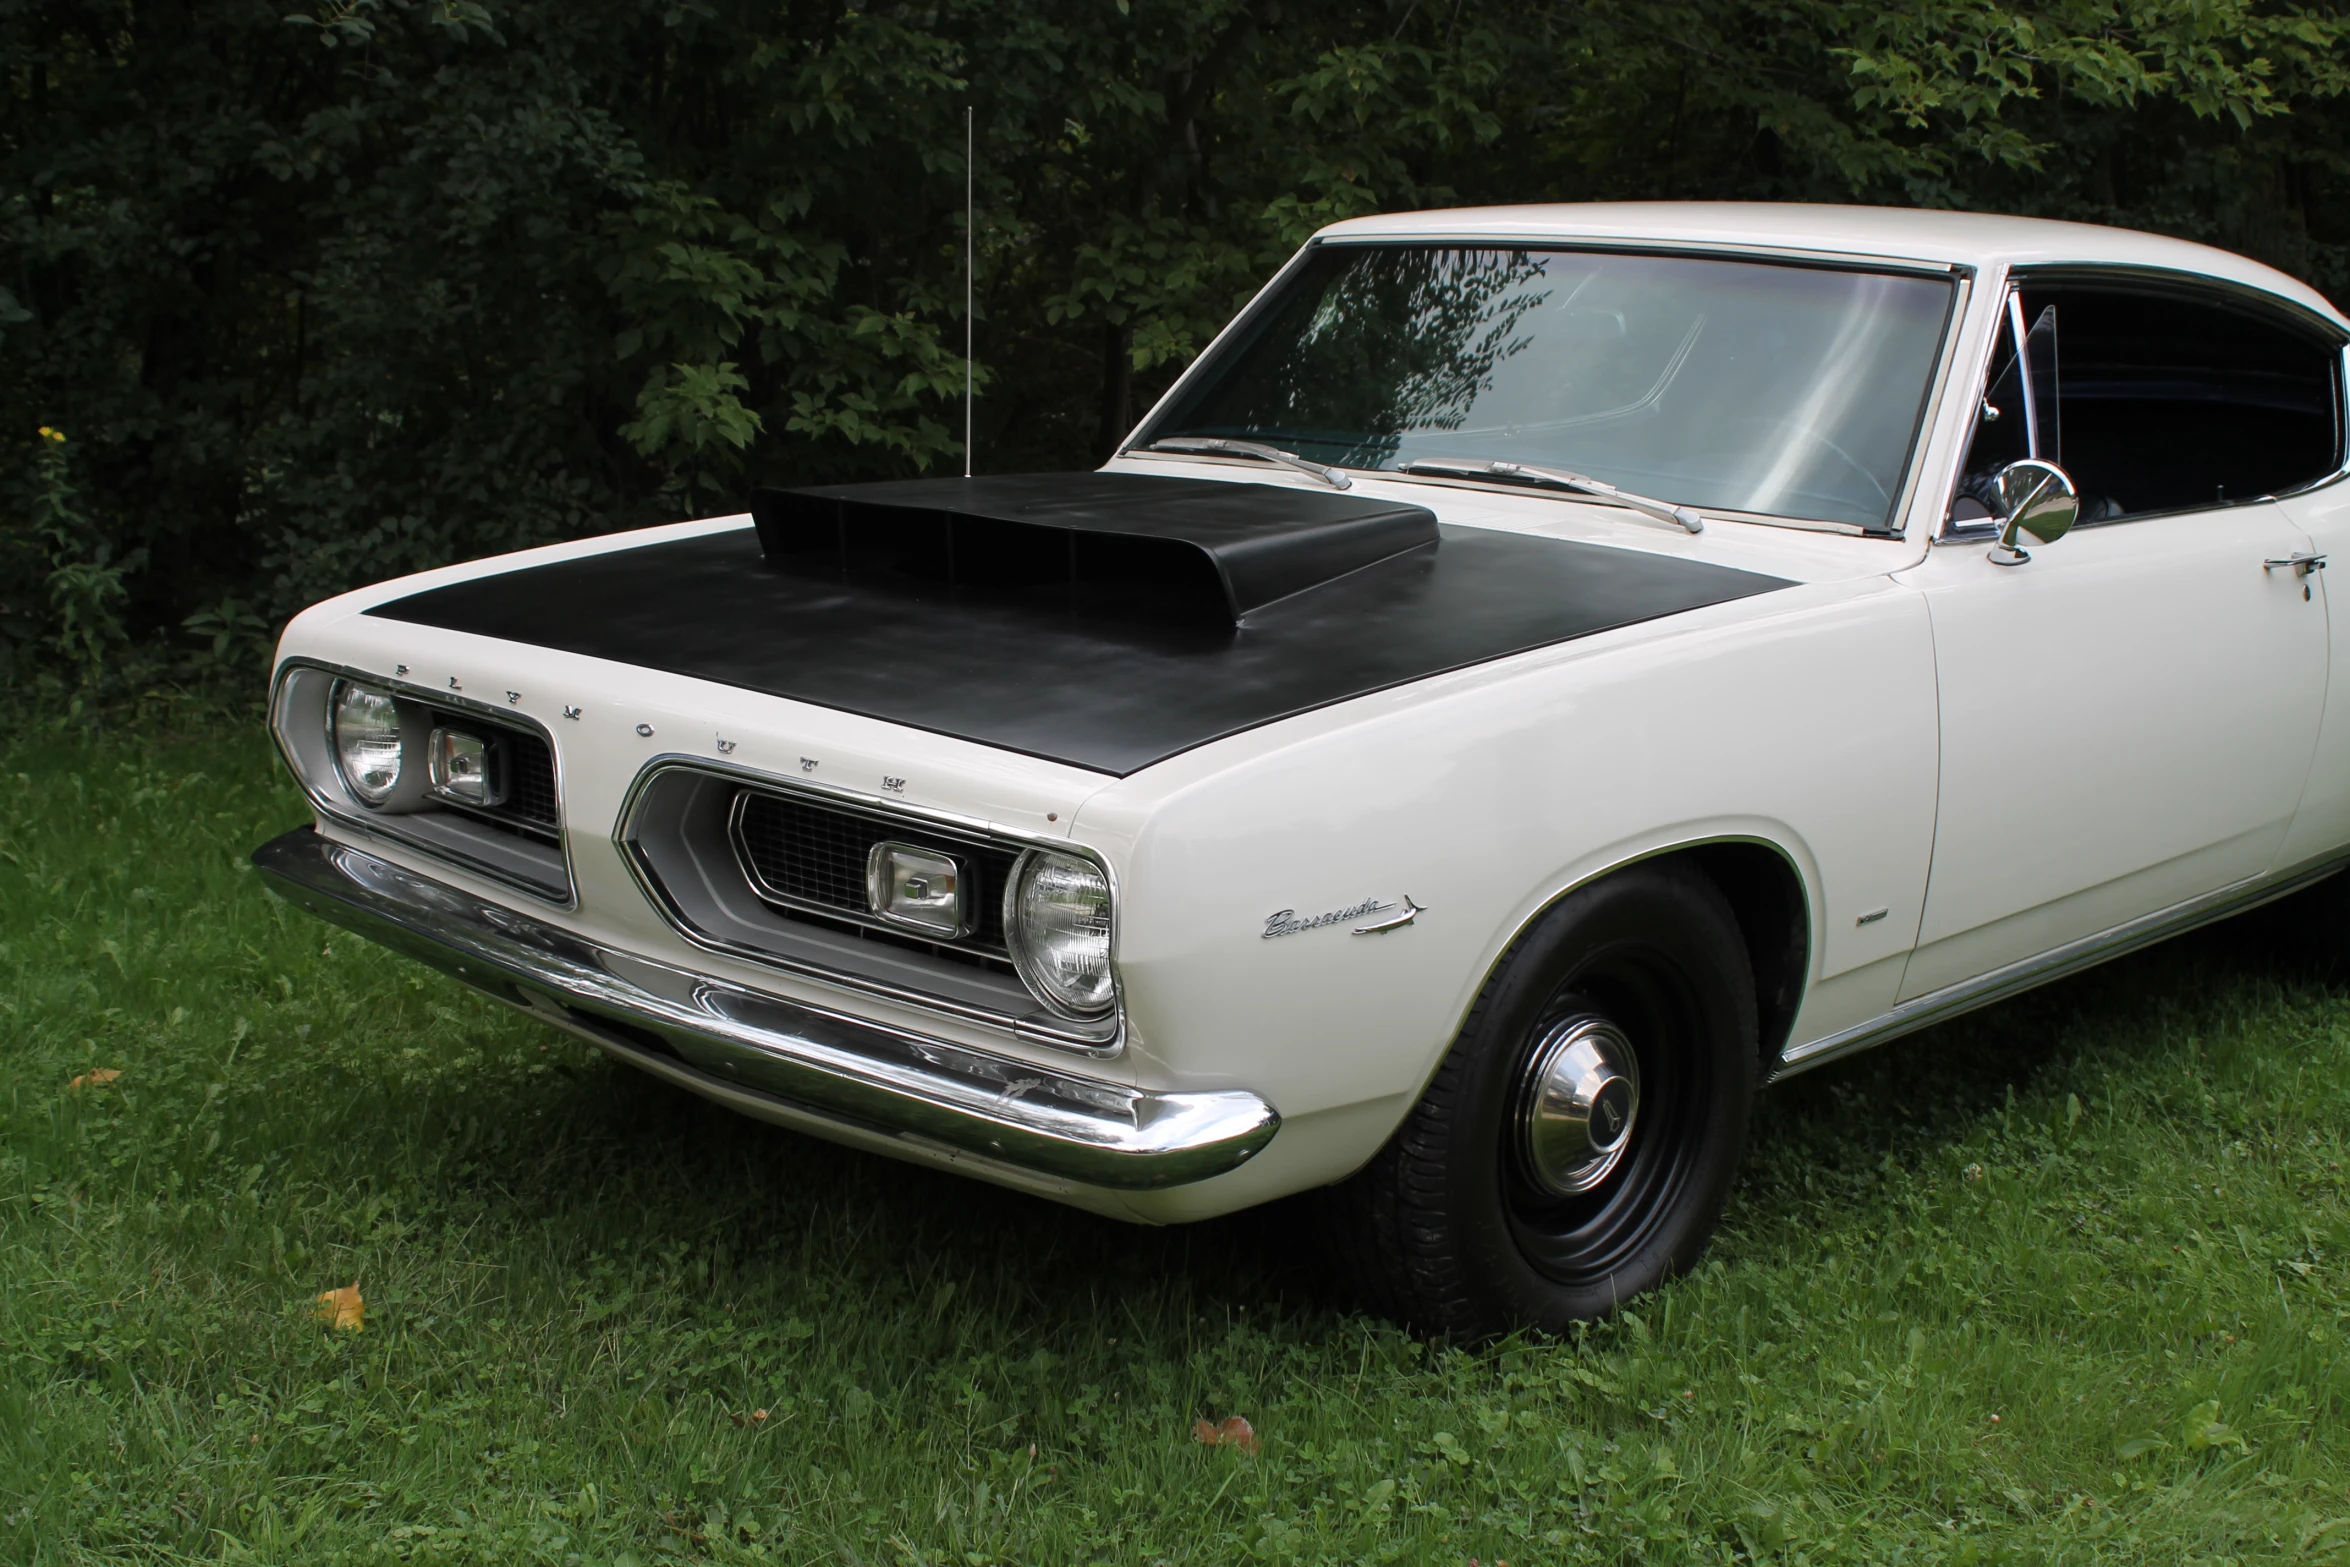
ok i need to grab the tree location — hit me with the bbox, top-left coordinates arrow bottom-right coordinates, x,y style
3,0 -> 2347,686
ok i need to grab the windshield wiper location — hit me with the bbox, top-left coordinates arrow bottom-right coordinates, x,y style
1139,436 -> 1353,491
1396,458 -> 1705,535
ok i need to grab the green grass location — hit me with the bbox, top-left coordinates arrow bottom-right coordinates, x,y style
3,727 -> 2348,1566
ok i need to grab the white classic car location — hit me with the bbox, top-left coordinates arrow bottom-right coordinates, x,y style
257,203 -> 2350,1337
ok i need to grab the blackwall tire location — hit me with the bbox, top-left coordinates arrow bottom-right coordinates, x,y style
1323,861 -> 1759,1339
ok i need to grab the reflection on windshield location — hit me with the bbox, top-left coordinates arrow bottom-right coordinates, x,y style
1143,246 -> 1954,531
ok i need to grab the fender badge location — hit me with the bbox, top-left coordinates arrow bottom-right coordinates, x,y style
1262,895 -> 1426,940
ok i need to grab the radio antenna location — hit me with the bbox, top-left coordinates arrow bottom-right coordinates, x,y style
964,103 -> 974,480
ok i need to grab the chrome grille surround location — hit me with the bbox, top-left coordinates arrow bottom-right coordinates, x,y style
269,658 -> 573,904
617,758 -> 1121,1057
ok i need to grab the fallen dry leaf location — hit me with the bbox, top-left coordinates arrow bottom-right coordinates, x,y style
68,1068 -> 121,1090
314,1283 -> 364,1332
1192,1415 -> 1259,1455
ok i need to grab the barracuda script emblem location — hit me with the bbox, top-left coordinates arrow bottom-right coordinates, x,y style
1262,895 -> 1426,939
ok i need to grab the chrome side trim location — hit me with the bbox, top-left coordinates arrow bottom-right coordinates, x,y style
1774,854 -> 2350,1080
252,829 -> 1276,1189
616,757 -> 1122,1057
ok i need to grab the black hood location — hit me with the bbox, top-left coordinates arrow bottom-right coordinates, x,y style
369,473 -> 1792,776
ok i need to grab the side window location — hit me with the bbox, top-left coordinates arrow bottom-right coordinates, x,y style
2033,284 -> 2341,518
1954,281 -> 2343,524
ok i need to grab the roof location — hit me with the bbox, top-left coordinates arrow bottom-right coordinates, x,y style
1317,202 -> 2345,328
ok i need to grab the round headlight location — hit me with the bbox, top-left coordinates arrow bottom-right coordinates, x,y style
1004,849 -> 1115,1019
330,680 -> 404,805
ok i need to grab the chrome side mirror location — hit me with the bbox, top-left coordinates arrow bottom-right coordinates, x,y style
1986,458 -> 2079,566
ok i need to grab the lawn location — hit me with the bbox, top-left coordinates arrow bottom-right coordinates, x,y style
2,725 -> 2347,1566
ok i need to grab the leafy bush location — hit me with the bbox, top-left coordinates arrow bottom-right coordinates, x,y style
4,0 -> 2348,696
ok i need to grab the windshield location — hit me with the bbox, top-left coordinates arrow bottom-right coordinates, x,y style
1140,245 -> 1955,532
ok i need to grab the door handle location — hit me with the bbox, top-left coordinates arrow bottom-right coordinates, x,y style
2264,552 -> 2328,578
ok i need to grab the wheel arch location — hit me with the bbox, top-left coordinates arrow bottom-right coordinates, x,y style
1483,836 -> 1813,1071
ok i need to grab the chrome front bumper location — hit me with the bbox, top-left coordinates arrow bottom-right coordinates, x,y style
252,829 -> 1279,1189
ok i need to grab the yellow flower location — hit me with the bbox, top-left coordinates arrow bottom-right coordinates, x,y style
38,426 -> 63,443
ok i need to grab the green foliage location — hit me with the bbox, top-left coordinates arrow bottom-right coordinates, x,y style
5,0 -> 2350,692
12,427 -> 140,695
7,728 -> 2350,1560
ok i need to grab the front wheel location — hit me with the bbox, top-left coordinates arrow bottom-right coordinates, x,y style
1323,862 -> 1759,1338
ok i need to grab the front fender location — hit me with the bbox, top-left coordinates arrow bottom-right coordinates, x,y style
1079,574 -> 1936,1210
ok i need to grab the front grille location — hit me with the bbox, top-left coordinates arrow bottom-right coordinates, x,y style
499,731 -> 560,827
730,787 -> 1020,963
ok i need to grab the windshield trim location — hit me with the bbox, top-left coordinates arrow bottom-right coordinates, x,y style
1123,238 -> 1967,539
1313,233 -> 1964,280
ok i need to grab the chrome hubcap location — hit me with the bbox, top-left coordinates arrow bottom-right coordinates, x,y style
1515,1014 -> 1641,1197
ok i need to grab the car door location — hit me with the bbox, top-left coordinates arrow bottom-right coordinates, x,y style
1897,276 -> 2332,1003
2269,337 -> 2350,872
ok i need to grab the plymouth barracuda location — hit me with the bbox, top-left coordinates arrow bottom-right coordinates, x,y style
255,203 -> 2350,1337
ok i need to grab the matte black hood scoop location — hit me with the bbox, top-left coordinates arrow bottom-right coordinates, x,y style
752,473 -> 1439,622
